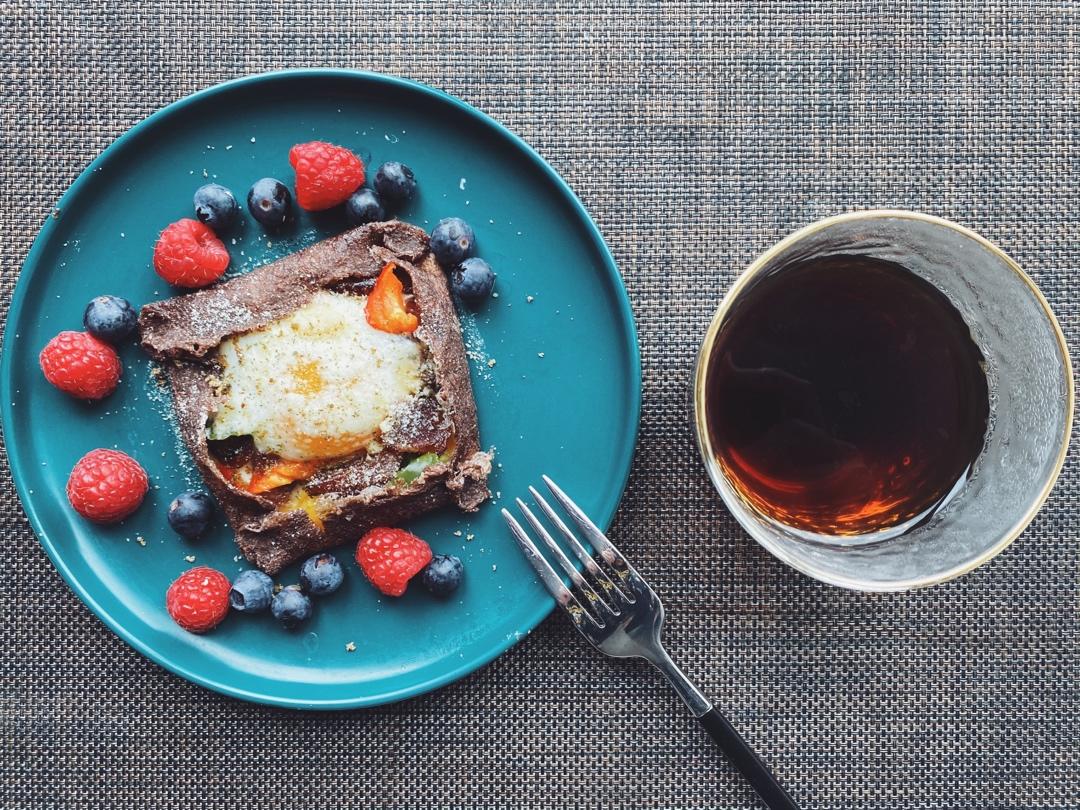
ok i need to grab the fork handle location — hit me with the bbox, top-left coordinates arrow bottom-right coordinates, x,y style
649,651 -> 799,808
698,708 -> 800,810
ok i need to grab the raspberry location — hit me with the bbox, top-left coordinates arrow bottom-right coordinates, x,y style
289,141 -> 365,211
166,566 -> 231,634
39,331 -> 121,399
356,527 -> 432,597
66,449 -> 148,523
153,218 -> 230,287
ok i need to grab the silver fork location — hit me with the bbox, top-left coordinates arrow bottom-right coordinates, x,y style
503,476 -> 799,810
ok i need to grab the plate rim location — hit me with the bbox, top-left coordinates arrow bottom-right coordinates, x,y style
0,69 -> 642,709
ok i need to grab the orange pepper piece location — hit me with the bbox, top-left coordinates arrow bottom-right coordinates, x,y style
366,262 -> 419,334
215,457 -> 319,493
247,460 -> 320,494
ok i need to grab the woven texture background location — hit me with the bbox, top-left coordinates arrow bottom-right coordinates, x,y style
2,2 -> 1077,808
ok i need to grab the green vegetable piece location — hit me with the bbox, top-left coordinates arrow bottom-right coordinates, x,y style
395,452 -> 440,484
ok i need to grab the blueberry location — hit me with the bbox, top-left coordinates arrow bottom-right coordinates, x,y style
430,217 -> 475,267
299,553 -> 344,596
345,187 -> 386,227
83,295 -> 138,343
229,569 -> 274,613
450,258 -> 495,305
247,177 -> 292,228
166,490 -> 214,539
271,585 -> 312,629
373,162 -> 417,208
419,554 -> 464,597
193,183 -> 239,232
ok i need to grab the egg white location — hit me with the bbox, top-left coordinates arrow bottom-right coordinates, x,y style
207,290 -> 426,461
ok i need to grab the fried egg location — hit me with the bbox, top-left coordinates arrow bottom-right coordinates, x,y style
207,290 -> 426,461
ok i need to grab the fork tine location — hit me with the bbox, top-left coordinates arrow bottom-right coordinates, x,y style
528,486 -> 634,605
516,498 -> 619,623
501,508 -> 600,630
541,475 -> 633,576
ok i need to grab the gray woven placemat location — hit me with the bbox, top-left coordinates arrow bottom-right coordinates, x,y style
2,2 -> 1077,808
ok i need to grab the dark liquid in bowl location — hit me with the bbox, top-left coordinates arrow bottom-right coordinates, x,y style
705,255 -> 990,535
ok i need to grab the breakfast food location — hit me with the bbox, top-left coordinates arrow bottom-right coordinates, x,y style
153,218 -> 230,288
430,217 -> 475,266
83,295 -> 138,343
222,553 -> 344,631
356,526 -> 433,597
271,586 -> 312,629
166,566 -> 231,633
167,490 -> 214,539
289,141 -> 366,211
428,218 -> 499,305
37,138 -> 490,637
40,330 -> 122,399
419,553 -> 464,597
300,553 -> 344,596
452,257 -> 496,304
373,161 -> 417,208
193,183 -> 240,232
229,569 -> 274,613
345,187 -> 385,226
247,177 -> 292,228
139,219 -> 491,575
66,449 -> 148,523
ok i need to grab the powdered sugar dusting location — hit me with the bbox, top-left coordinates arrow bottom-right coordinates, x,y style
186,295 -> 253,335
381,394 -> 451,453
225,227 -> 326,278
143,361 -> 201,489
458,311 -> 494,384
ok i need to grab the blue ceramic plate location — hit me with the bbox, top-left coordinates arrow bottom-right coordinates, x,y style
0,71 -> 640,709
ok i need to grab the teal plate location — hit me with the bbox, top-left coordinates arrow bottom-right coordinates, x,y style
0,70 -> 640,709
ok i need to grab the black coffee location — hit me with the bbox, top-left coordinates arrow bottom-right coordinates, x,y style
705,254 -> 989,535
